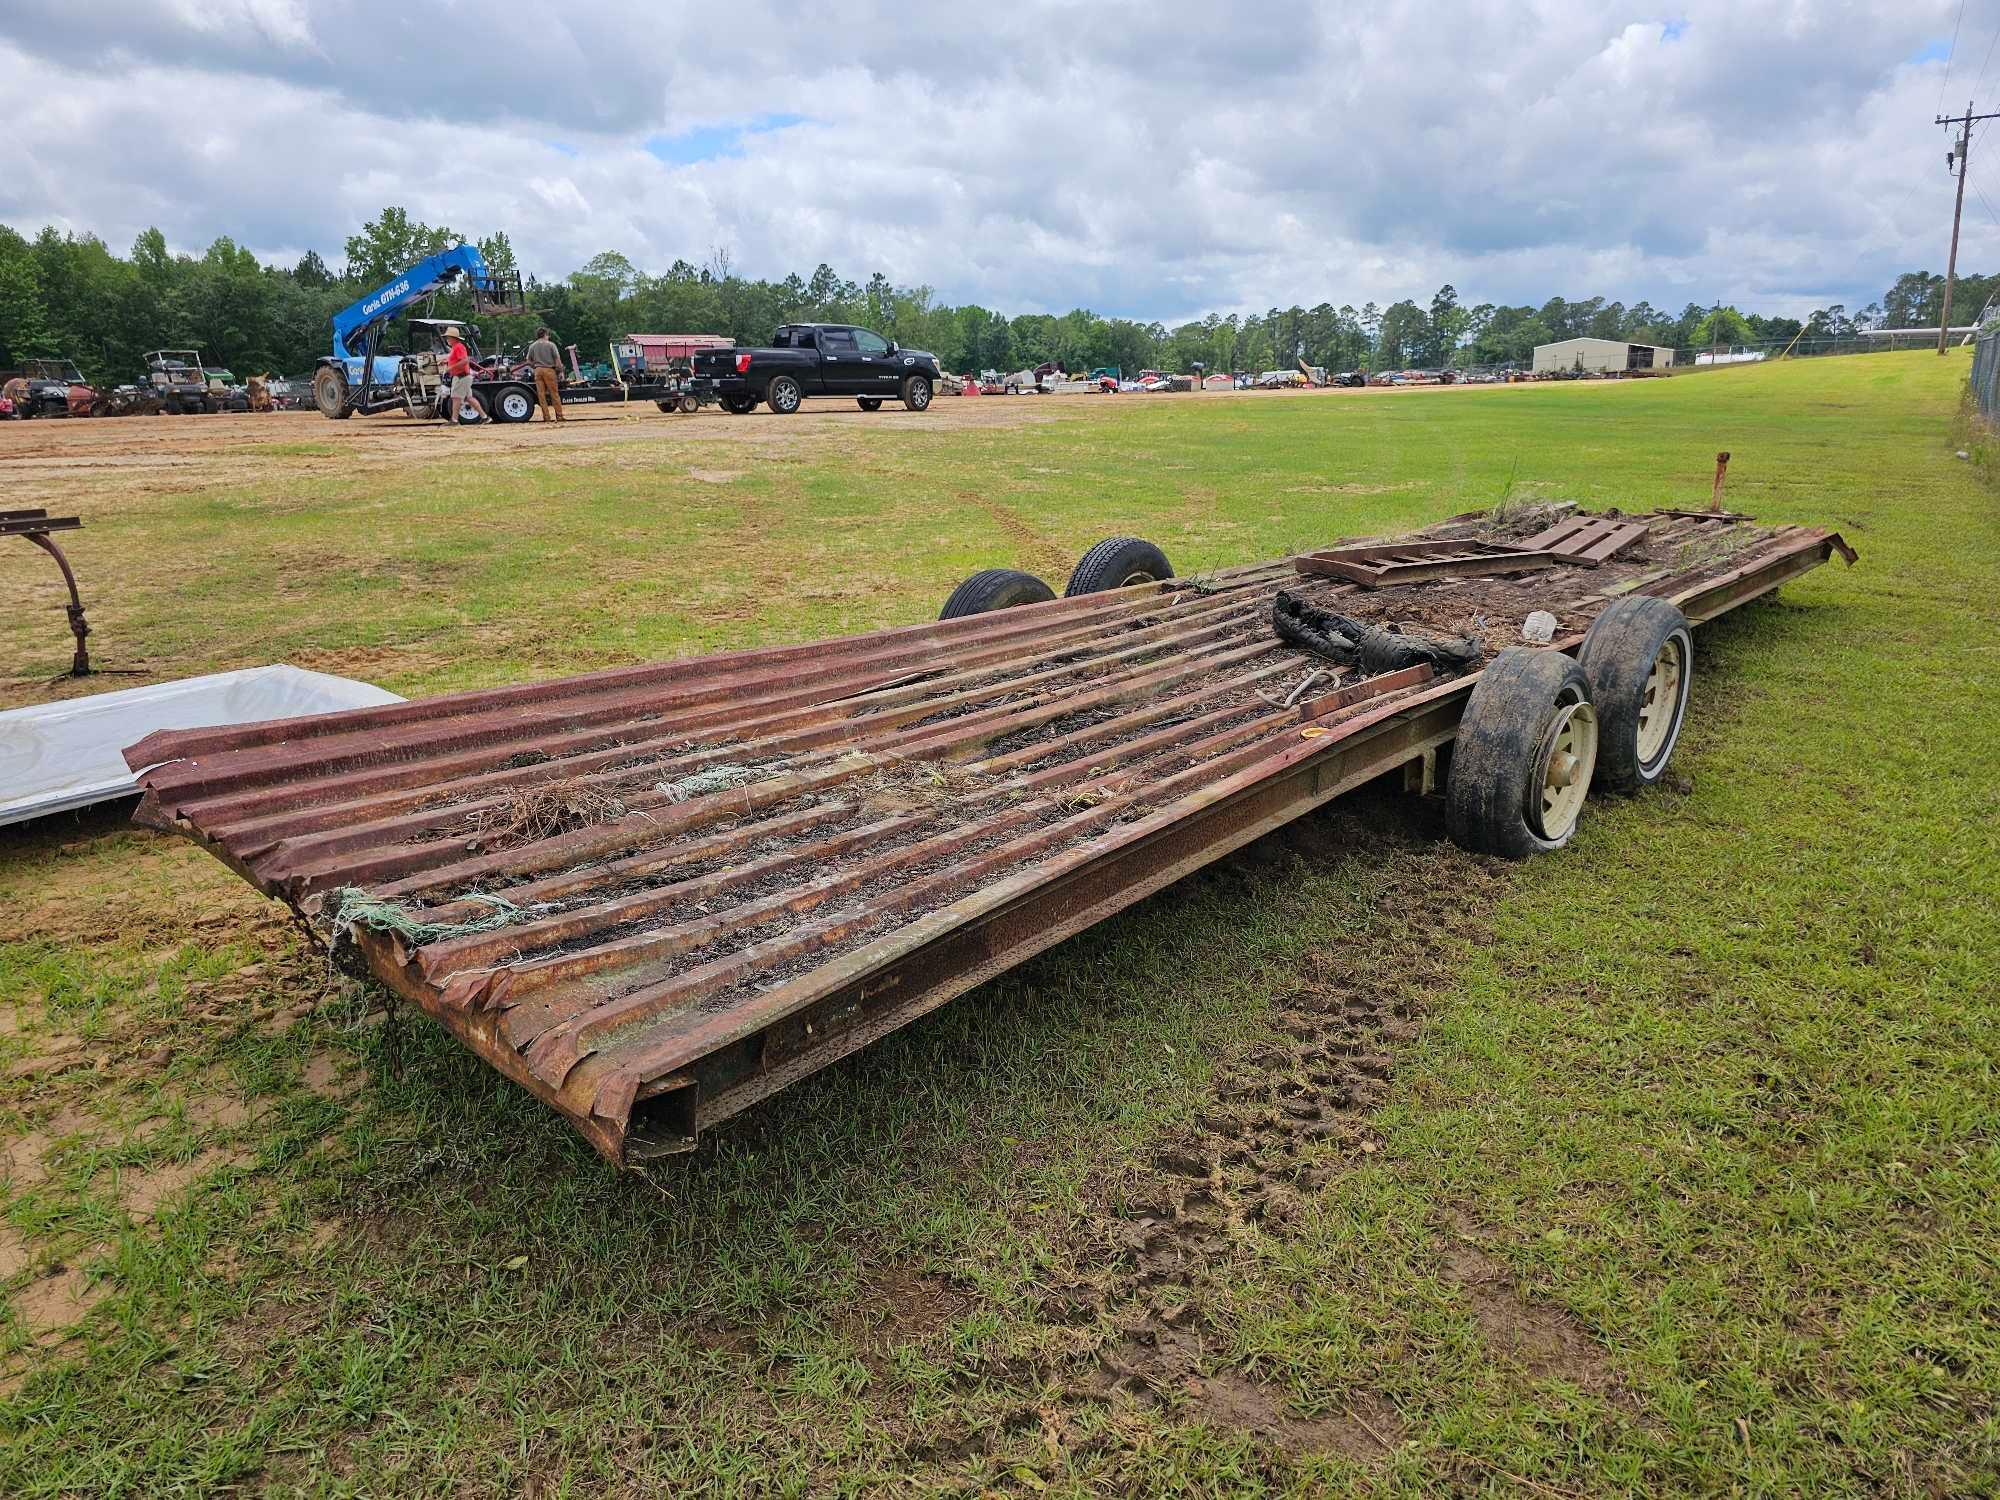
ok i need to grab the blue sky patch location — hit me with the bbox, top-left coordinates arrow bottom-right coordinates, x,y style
645,113 -> 807,165
1661,18 -> 1688,42
1911,39 -> 1951,63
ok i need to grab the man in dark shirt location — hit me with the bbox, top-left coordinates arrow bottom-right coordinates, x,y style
527,327 -> 564,423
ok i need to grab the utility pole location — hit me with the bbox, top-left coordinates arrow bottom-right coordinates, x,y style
1935,101 -> 2000,353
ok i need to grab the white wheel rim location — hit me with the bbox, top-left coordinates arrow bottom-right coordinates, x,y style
1533,699 -> 1598,840
1116,569 -> 1159,587
1634,636 -> 1685,765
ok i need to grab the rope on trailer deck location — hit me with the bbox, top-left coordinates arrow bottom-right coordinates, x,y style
324,886 -> 555,949
657,764 -> 761,802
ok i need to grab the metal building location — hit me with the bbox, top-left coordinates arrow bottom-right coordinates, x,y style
1531,337 -> 1676,374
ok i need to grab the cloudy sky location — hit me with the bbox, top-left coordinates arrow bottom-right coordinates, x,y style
0,2 -> 1992,323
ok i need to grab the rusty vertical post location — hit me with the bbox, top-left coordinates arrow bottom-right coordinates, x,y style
25,532 -> 92,676
1711,451 -> 1731,513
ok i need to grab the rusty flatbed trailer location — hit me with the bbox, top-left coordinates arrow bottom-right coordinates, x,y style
126,509 -> 1853,1166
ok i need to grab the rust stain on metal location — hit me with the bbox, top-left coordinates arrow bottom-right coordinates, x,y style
125,512 -> 1852,1166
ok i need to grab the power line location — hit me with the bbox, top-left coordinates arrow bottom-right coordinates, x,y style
1975,18 -> 2000,100
1939,0 -> 1968,112
1972,172 -> 2000,230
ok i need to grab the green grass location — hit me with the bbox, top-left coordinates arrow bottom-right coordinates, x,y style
1,353 -> 1995,1495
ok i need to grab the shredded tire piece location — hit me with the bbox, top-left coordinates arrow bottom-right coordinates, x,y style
1272,590 -> 1483,675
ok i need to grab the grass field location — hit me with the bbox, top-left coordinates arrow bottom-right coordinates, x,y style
2,354 -> 1995,1496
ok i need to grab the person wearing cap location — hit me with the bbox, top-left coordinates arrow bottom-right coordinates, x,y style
440,326 -> 474,423
526,326 -> 564,423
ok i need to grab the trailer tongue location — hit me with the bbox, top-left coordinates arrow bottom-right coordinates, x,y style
126,509 -> 1852,1167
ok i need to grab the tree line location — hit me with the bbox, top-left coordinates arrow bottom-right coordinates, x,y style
2,208 -> 1991,387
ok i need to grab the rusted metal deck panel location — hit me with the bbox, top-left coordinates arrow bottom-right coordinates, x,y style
126,510 -> 1851,1165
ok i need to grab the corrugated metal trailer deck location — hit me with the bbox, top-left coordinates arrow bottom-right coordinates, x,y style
126,509 -> 1853,1165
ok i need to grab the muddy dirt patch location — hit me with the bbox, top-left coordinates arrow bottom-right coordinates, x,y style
1440,1215 -> 1636,1407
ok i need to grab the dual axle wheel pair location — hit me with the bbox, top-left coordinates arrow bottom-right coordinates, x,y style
938,535 -> 1174,618
934,536 -> 1691,862
1447,596 -> 1693,858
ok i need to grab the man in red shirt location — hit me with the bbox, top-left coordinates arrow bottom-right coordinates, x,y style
440,326 -> 476,423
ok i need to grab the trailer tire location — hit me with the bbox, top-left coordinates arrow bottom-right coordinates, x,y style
858,398 -> 883,411
1446,647 -> 1600,859
313,366 -> 351,420
679,394 -> 699,414
1576,597 -> 1692,794
1064,536 -> 1175,596
939,568 -> 1057,619
767,376 -> 803,414
901,376 -> 932,411
492,385 -> 534,423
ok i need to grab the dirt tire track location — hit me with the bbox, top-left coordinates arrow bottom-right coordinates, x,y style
956,489 -> 1074,583
909,796 -> 1639,1485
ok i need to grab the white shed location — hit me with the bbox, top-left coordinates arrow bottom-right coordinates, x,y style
1531,337 -> 1675,374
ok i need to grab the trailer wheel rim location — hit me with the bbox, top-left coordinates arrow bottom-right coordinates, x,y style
1116,568 -> 1161,587
1634,635 -> 1684,764
1531,697 -> 1598,841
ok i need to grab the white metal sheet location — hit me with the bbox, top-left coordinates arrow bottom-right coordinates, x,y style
0,665 -> 403,827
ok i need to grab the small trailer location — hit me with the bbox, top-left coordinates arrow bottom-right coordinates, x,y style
553,333 -> 736,415
126,507 -> 1853,1167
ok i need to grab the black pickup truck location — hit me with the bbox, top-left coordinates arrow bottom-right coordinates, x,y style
690,323 -> 943,414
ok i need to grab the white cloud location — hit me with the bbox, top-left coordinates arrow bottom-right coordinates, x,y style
0,2 -> 1986,322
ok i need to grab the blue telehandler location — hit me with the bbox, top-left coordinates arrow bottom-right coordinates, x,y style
311,244 -> 530,421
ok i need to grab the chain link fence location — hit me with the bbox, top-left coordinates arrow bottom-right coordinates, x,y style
1972,319 -> 2000,420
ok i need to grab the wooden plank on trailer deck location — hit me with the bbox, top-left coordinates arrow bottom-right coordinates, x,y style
1514,516 -> 1597,550
1570,519 -> 1650,565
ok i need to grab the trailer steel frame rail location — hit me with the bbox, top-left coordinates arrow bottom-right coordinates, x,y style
126,515 -> 1852,1166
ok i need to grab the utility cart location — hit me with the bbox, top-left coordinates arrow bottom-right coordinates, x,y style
127,506 -> 1854,1166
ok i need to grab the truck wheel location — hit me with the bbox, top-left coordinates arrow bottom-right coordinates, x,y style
939,568 -> 1057,619
1064,537 -> 1175,596
313,366 -> 351,420
858,398 -> 883,411
721,396 -> 756,415
493,386 -> 535,423
1576,597 -> 1692,794
767,376 -> 803,414
901,376 -> 932,411
1446,647 -> 1600,859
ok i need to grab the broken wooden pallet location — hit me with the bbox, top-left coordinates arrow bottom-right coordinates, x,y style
1509,513 -> 1651,566
1293,540 -> 1559,588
